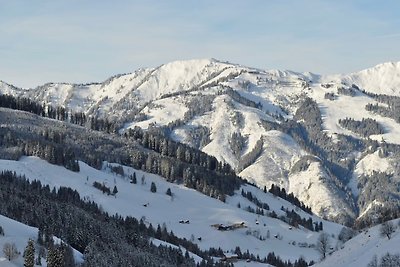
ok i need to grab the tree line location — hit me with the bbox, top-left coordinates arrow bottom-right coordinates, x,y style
0,93 -> 119,133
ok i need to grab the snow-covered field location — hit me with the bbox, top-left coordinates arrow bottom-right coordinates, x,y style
0,156 -> 345,265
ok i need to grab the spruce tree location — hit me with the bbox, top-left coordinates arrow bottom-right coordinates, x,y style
113,185 -> 118,196
46,246 -> 64,267
150,182 -> 157,193
23,239 -> 35,267
130,173 -> 137,184
166,188 -> 172,196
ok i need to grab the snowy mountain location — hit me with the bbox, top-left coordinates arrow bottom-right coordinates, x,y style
2,59 -> 400,226
0,59 -> 400,266
327,61 -> 400,96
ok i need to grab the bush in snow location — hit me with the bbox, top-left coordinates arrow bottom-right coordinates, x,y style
3,242 -> 19,261
338,227 -> 356,242
150,182 -> 157,193
316,232 -> 330,260
166,188 -> 172,196
380,221 -> 396,240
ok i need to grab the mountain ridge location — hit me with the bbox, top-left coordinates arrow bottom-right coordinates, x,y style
2,58 -> 400,225
2,59 -> 400,91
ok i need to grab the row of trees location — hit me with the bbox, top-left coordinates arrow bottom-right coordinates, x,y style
269,184 -> 312,214
338,117 -> 385,137
0,93 -> 119,133
362,90 -> 400,123
231,247 -> 310,267
225,87 -> 263,110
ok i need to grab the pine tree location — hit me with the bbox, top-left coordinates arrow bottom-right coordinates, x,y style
151,182 -> 157,193
130,173 -> 137,184
113,185 -> 118,196
166,188 -> 172,196
46,246 -> 64,267
23,239 -> 35,267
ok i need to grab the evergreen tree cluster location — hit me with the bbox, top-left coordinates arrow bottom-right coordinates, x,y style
185,125 -> 211,149
240,189 -> 270,211
225,88 -> 262,110
338,117 -> 385,137
108,164 -> 124,176
269,184 -> 312,214
324,92 -> 336,101
126,126 -> 242,199
230,247 -> 310,267
363,89 -> 400,123
0,93 -> 118,132
92,181 -> 112,195
240,187 -> 320,231
281,207 -> 322,232
0,94 -> 45,116
237,139 -> 263,172
184,94 -> 215,122
0,127 -> 80,172
229,132 -> 246,159
337,87 -> 357,96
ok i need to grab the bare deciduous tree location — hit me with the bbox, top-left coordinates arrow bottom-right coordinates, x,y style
316,232 -> 330,260
3,242 -> 19,261
380,221 -> 396,240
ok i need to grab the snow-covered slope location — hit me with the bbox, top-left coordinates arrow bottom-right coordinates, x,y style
240,130 -> 304,188
315,219 -> 400,267
0,215 -> 83,267
0,156 -> 344,264
11,59 -> 238,118
331,62 -> 400,96
2,59 -> 400,224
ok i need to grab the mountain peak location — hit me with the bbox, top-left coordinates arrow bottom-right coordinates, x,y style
324,61 -> 400,96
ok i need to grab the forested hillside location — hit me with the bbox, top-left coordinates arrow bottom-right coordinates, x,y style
2,58 -> 400,266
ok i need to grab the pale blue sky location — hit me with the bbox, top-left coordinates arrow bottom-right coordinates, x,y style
1,0 -> 399,88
